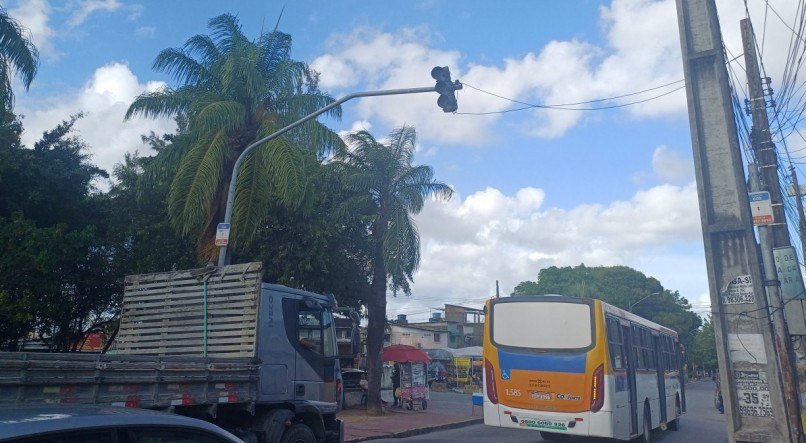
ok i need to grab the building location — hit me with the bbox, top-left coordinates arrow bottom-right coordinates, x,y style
386,304 -> 486,349
444,304 -> 485,348
386,314 -> 449,349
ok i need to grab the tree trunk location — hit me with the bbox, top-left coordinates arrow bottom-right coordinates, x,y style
365,221 -> 387,415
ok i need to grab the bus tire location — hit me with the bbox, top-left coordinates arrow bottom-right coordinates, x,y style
641,405 -> 652,443
539,431 -> 569,440
668,397 -> 681,431
280,423 -> 316,443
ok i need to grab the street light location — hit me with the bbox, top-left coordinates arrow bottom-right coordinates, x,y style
216,71 -> 463,267
628,291 -> 661,312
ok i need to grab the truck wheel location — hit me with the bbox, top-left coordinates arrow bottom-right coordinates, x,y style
280,423 -> 316,443
421,399 -> 428,410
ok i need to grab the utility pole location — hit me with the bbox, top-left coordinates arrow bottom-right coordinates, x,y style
743,19 -> 804,439
676,1 -> 794,440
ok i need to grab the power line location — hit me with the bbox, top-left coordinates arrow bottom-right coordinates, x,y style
455,81 -> 686,115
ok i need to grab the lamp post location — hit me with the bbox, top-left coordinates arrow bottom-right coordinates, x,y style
628,291 -> 661,312
216,84 -> 458,267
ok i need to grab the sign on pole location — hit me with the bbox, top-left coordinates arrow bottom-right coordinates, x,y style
215,223 -> 230,246
749,191 -> 773,225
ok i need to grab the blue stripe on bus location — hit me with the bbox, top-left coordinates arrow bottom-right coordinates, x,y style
498,349 -> 586,374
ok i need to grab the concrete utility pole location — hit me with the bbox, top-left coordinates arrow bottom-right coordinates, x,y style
742,19 -> 803,440
676,0 -> 794,440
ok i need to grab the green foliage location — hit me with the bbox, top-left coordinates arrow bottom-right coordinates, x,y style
0,115 -> 115,351
106,133 -> 198,274
0,7 -> 38,112
238,161 -> 372,310
687,317 -> 717,372
336,126 -> 453,296
515,264 -> 702,335
126,14 -> 343,259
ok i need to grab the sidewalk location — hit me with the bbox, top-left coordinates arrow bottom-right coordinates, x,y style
340,391 -> 483,442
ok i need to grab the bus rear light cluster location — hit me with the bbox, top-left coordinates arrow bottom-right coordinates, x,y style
484,358 -> 498,404
590,364 -> 604,412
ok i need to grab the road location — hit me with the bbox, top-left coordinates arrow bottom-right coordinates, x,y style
370,380 -> 727,442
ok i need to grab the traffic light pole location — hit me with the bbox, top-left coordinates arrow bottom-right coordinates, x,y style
216,85 -> 439,267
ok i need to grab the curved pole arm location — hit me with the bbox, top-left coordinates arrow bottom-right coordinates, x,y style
217,85 -> 438,266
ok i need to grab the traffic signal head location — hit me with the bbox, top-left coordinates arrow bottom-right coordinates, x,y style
431,66 -> 461,113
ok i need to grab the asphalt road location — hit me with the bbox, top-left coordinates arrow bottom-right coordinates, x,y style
370,380 -> 727,442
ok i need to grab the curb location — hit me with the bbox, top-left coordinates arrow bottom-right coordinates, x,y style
346,417 -> 484,442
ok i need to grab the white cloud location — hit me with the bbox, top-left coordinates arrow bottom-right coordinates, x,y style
652,145 -> 694,183
8,0 -> 59,61
389,180 -> 705,321
135,26 -> 155,38
68,0 -> 123,27
17,62 -> 175,179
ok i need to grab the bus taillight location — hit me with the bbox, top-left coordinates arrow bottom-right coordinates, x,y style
590,364 -> 604,412
484,359 -> 498,404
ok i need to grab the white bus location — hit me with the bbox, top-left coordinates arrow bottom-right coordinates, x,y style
482,295 -> 685,442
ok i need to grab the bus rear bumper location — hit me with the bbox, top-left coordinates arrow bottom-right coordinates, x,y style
483,401 -> 613,438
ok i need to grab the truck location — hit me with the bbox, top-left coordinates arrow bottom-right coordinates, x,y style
0,262 -> 358,443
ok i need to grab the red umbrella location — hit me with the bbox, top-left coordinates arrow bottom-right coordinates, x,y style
382,344 -> 432,363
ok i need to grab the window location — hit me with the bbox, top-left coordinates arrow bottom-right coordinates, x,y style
492,301 -> 593,350
298,308 -> 336,357
298,309 -> 323,353
19,430 -> 113,443
631,325 -> 656,370
606,317 -> 625,370
434,333 -> 441,343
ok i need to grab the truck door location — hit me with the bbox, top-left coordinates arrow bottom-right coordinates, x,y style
293,302 -> 339,404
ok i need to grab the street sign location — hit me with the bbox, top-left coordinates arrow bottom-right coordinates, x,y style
749,191 -> 773,225
215,223 -> 230,246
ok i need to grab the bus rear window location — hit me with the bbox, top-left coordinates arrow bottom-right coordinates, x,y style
492,301 -> 593,350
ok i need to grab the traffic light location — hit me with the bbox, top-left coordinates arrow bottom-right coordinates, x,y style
431,66 -> 462,113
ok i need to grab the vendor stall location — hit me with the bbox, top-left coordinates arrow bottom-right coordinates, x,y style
382,344 -> 432,410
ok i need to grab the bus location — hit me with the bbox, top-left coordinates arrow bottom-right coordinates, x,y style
482,295 -> 685,442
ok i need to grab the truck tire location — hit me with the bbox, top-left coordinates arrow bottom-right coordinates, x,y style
280,423 -> 317,443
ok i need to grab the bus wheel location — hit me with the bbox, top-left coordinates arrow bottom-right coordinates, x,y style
668,398 -> 681,431
641,405 -> 652,443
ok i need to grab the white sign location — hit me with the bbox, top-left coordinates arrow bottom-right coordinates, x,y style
722,275 -> 755,304
735,370 -> 773,417
749,191 -> 773,225
215,223 -> 231,246
728,333 -> 767,364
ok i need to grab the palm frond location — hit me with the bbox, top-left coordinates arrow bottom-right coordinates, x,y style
209,14 -> 247,54
168,130 -> 230,235
183,34 -> 221,68
231,146 -> 273,246
0,12 -> 38,89
125,88 -> 190,121
152,48 -> 210,87
190,100 -> 245,135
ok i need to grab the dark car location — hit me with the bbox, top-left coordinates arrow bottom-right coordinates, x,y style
0,404 -> 244,442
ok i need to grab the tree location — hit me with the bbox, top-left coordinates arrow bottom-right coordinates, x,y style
0,7 -> 38,112
0,115 -> 114,351
240,160 -> 372,310
126,14 -> 343,260
335,126 -> 453,414
515,264 -> 702,336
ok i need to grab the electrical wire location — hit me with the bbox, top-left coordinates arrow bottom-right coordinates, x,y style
454,82 -> 685,115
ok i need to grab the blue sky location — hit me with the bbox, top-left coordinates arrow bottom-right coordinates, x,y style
6,0 -> 803,322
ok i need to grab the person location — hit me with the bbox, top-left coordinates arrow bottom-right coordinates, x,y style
713,375 -> 724,414
392,364 -> 401,407
359,374 -> 368,406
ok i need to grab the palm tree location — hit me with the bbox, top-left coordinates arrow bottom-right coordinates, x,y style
126,14 -> 342,259
336,125 -> 453,414
0,7 -> 39,111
